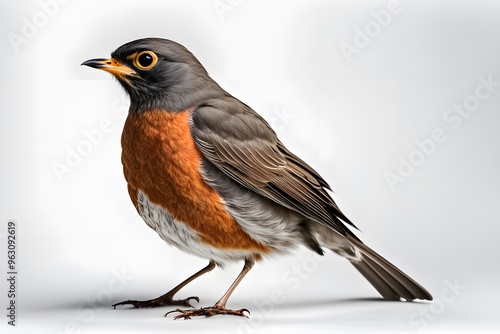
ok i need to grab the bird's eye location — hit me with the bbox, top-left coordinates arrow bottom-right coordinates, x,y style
134,51 -> 158,70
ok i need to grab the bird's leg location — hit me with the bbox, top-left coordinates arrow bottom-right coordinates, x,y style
113,261 -> 216,309
166,258 -> 254,319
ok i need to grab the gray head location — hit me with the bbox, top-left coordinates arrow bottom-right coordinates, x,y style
82,38 -> 223,112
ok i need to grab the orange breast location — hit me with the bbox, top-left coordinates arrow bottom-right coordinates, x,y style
121,109 -> 269,253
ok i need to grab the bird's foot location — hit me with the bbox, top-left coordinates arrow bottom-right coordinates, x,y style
113,295 -> 199,309
165,304 -> 250,319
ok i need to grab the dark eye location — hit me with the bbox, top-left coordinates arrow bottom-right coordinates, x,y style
134,51 -> 158,70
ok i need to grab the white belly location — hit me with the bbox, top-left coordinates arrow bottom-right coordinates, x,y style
136,190 -> 257,264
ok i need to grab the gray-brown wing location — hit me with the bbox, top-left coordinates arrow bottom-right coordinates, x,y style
190,97 -> 357,237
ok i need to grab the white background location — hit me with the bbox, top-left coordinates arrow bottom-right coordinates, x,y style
1,0 -> 499,333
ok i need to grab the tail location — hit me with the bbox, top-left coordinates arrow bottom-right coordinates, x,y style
346,235 -> 432,301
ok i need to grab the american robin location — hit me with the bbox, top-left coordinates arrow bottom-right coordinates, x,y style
82,38 -> 432,319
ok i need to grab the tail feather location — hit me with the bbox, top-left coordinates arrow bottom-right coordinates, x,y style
347,235 -> 433,301
351,260 -> 400,300
356,254 -> 416,300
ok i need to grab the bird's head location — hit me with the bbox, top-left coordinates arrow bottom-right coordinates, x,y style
82,38 -> 220,112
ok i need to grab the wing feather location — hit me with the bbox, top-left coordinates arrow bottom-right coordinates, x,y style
190,97 -> 357,236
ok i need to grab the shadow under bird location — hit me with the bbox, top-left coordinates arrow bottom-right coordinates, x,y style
82,38 -> 432,319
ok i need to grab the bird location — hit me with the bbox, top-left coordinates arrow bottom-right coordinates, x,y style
82,38 -> 432,319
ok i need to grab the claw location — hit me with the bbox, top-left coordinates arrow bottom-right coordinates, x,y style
112,295 -> 200,309
165,305 -> 251,319
186,296 -> 200,306
112,300 -> 137,309
164,308 -> 184,318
